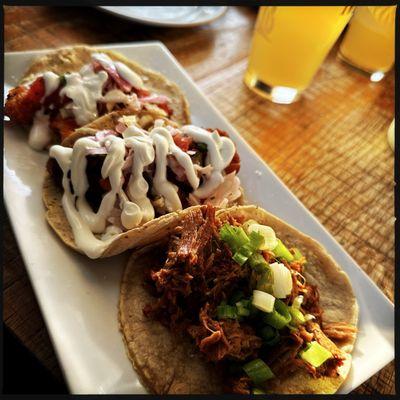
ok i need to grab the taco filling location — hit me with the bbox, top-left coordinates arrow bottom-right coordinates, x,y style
141,206 -> 357,394
48,120 -> 241,258
5,52 -> 173,150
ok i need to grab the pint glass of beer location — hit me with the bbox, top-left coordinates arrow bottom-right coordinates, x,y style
338,6 -> 396,81
244,6 -> 353,104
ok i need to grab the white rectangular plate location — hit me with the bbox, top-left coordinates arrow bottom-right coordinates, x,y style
4,42 -> 394,394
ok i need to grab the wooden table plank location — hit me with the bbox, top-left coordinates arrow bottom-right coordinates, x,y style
3,5 -> 394,394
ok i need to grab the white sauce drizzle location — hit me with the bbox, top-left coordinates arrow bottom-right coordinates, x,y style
43,71 -> 60,97
181,125 -> 236,199
49,121 -> 238,258
114,61 -> 144,89
60,65 -> 108,126
28,110 -> 52,150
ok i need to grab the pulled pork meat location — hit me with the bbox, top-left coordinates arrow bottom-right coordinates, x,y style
144,205 -> 261,365
188,304 -> 262,362
145,205 -> 252,330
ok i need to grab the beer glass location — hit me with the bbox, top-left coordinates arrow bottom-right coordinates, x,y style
338,6 -> 396,81
244,6 -> 354,104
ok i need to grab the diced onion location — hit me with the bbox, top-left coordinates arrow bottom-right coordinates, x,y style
270,262 -> 293,298
247,223 -> 278,251
252,290 -> 275,313
300,341 -> 332,367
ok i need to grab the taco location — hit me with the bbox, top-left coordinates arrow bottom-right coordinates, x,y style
44,116 -> 242,259
119,205 -> 358,394
4,45 -> 190,150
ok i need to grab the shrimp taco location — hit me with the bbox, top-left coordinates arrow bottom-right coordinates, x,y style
5,45 -> 189,150
119,205 -> 358,394
44,115 -> 242,259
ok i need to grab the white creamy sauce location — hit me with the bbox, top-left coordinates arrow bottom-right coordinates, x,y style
114,61 -> 144,89
43,71 -> 60,97
28,110 -> 52,150
181,125 -> 236,199
49,121 -> 238,258
60,66 -> 108,126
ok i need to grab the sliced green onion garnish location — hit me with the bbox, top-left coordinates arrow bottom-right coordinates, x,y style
252,388 -> 267,394
256,273 -> 273,294
261,326 -> 280,346
273,239 -> 294,262
243,359 -> 274,384
292,248 -> 303,261
216,304 -> 237,319
270,262 -> 292,299
232,251 -> 248,266
289,307 -> 306,326
252,290 -> 275,313
236,300 -> 251,317
263,299 -> 292,329
249,252 -> 269,273
247,223 -> 278,251
232,231 -> 264,265
220,224 -> 249,252
300,341 -> 332,367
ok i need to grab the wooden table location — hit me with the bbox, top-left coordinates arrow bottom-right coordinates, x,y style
4,5 -> 395,394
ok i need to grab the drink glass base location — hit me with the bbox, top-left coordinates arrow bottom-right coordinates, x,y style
244,74 -> 301,104
337,52 -> 388,82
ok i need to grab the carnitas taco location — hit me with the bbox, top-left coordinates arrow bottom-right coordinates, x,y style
119,205 -> 358,394
4,45 -> 189,150
44,115 -> 242,259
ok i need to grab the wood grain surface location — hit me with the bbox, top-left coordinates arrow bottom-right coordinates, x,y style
3,5 -> 395,394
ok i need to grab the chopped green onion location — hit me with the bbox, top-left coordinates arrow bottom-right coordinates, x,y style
217,304 -> 237,319
249,252 -> 269,273
273,239 -> 294,262
247,223 -> 278,251
243,359 -> 274,384
232,252 -> 248,266
263,299 -> 292,329
220,224 -> 249,252
289,307 -> 306,326
304,314 -> 316,321
232,231 -> 264,266
252,388 -> 267,394
256,271 -> 273,293
252,290 -> 275,313
270,262 -> 292,298
261,326 -> 280,346
292,248 -> 303,261
300,341 -> 332,367
236,300 -> 251,317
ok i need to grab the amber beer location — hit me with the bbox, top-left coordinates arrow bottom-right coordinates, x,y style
338,6 -> 396,81
244,6 -> 353,104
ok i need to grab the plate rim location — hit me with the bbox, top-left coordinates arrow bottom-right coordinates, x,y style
97,6 -> 228,27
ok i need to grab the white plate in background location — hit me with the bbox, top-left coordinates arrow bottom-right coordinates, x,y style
3,42 -> 394,394
98,6 -> 227,27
